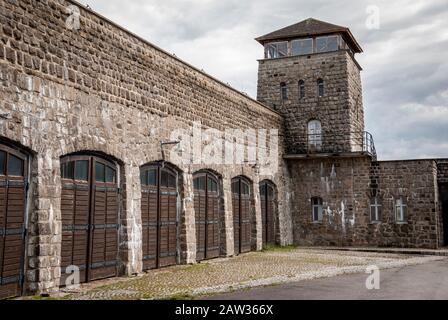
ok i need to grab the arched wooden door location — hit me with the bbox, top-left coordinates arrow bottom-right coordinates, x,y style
0,144 -> 28,299
193,172 -> 220,261
260,181 -> 276,246
60,155 -> 119,285
140,164 -> 178,270
232,177 -> 252,255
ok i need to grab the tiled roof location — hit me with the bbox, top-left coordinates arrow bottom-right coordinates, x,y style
255,18 -> 362,53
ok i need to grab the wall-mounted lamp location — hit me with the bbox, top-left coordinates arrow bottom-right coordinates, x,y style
0,113 -> 11,120
160,140 -> 180,163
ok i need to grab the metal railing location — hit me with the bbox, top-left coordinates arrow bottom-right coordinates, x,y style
288,131 -> 377,158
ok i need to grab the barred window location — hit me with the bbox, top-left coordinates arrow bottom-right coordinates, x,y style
311,197 -> 323,222
299,80 -> 305,99
395,197 -> 407,222
266,42 -> 288,59
370,197 -> 382,222
291,38 -> 313,56
280,82 -> 288,101
317,78 -> 324,97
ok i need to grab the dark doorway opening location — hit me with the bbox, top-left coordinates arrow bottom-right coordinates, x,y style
440,183 -> 448,246
259,180 -> 276,246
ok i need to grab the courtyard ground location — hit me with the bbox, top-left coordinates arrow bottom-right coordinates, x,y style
38,247 -> 446,300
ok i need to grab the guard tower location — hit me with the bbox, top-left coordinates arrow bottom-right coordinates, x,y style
256,18 -> 375,158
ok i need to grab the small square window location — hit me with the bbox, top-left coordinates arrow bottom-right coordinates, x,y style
95,162 -> 105,182
7,154 -> 24,176
231,181 -> 239,194
207,177 -> 218,192
194,176 -> 206,191
148,169 -> 157,186
75,160 -> 88,181
291,38 -> 313,56
140,170 -> 148,186
61,161 -> 74,180
316,36 -> 339,53
266,42 -> 288,59
105,166 -> 116,183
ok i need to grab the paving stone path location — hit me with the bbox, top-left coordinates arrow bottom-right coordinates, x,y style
54,248 -> 444,300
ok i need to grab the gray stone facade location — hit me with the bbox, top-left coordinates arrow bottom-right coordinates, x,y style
257,50 -> 364,154
256,19 -> 447,250
0,0 -> 446,298
0,0 -> 292,295
288,158 -> 441,249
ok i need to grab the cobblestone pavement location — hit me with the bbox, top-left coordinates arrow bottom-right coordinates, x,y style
56,248 -> 444,300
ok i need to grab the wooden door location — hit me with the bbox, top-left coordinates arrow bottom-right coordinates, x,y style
260,181 -> 276,246
89,158 -> 119,281
141,164 -> 178,270
232,177 -> 252,255
60,155 -> 119,285
0,145 -> 27,299
194,172 -> 220,261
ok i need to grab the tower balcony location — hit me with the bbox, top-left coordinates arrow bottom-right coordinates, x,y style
285,131 -> 377,160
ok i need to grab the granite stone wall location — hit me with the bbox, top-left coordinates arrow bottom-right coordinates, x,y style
0,0 -> 292,294
289,157 -> 442,249
257,50 -> 365,155
0,0 -> 446,299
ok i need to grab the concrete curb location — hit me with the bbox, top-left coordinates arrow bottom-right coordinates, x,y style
299,247 -> 448,256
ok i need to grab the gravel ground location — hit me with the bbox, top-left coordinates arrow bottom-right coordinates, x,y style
56,248 -> 445,300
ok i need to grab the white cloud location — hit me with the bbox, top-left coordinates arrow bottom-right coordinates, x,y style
76,0 -> 448,160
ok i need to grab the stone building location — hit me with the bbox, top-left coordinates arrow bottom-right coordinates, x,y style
0,0 -> 446,298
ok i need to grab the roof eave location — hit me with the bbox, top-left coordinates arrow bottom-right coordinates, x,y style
255,29 -> 363,53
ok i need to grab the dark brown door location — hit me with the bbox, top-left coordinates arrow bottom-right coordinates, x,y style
0,145 -> 27,299
440,183 -> 448,246
232,177 -> 251,255
194,172 -> 220,261
141,164 -> 178,270
60,155 -> 119,285
260,181 -> 275,246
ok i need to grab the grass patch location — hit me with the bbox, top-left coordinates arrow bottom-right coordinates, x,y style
162,292 -> 196,300
181,263 -> 210,272
262,244 -> 298,252
29,295 -> 60,300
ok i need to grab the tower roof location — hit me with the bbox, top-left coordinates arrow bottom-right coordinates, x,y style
255,18 -> 362,53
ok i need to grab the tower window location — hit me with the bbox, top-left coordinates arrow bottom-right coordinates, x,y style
291,38 -> 313,56
266,42 -> 288,59
370,197 -> 382,222
395,197 -> 407,223
311,197 -> 323,222
280,82 -> 288,100
298,80 -> 305,99
316,36 -> 339,53
317,78 -> 324,97
307,120 -> 322,151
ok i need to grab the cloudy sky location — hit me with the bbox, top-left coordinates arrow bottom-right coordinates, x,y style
77,0 -> 448,160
